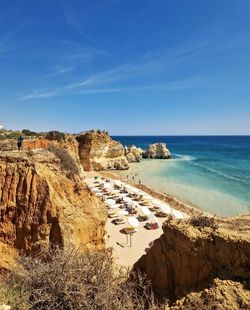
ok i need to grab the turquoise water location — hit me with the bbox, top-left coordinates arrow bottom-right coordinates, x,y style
113,136 -> 250,217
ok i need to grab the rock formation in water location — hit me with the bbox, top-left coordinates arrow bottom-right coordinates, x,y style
133,216 -> 250,301
0,149 -> 106,270
76,131 -> 129,171
125,145 -> 144,163
143,143 -> 171,159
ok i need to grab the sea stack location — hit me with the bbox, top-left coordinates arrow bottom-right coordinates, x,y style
125,145 -> 144,163
144,143 -> 171,159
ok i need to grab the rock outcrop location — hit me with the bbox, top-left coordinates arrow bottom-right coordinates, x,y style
170,278 -> 250,310
125,145 -> 144,163
133,216 -> 250,301
0,150 -> 106,269
76,131 -> 129,171
0,132 -> 130,172
143,143 -> 171,159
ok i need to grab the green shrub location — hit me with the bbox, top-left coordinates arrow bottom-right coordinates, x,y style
22,129 -> 37,136
45,131 -> 65,141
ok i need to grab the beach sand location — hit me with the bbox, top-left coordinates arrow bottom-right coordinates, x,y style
105,215 -> 166,267
84,171 -> 201,268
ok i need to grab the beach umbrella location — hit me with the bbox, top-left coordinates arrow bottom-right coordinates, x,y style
90,187 -> 100,193
127,216 -> 139,247
128,216 -> 140,228
104,183 -> 113,190
108,204 -> 119,209
123,197 -> 132,204
159,204 -> 172,214
151,199 -> 162,206
142,194 -> 151,201
118,210 -> 129,215
119,193 -> 128,198
106,199 -> 116,206
114,180 -> 123,187
130,201 -> 139,208
172,209 -> 184,219
141,206 -> 151,216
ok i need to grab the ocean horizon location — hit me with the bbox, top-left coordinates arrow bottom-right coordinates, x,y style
112,135 -> 250,217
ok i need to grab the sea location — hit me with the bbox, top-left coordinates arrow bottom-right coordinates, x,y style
112,136 -> 250,217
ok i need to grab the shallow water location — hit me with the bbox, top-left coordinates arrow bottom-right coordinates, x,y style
113,136 -> 250,217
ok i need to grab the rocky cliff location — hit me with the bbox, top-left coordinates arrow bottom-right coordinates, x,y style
0,132 -> 130,173
0,150 -> 106,270
76,131 -> 129,171
143,143 -> 171,159
125,145 -> 144,163
134,216 -> 250,301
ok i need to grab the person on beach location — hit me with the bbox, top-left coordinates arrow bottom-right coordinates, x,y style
17,136 -> 23,151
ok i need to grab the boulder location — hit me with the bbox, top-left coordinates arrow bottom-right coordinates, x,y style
125,145 -> 144,163
144,143 -> 171,159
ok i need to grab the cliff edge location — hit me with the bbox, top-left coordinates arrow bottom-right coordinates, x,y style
134,216 -> 250,302
0,149 -> 106,271
76,131 -> 129,171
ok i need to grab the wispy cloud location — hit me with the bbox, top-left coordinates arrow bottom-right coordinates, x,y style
18,75 -> 207,100
18,36 -> 226,101
40,65 -> 75,80
18,90 -> 57,101
0,19 -> 29,54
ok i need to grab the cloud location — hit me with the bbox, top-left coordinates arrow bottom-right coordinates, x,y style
18,75 -> 207,100
40,65 -> 75,80
17,37 -> 223,101
0,19 -> 29,54
18,90 -> 57,101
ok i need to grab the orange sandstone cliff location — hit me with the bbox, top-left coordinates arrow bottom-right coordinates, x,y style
0,131 -> 129,172
134,216 -> 250,303
76,131 -> 129,171
0,149 -> 106,271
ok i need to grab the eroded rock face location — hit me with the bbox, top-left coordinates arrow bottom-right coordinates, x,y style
0,150 -> 106,267
125,145 -> 144,163
133,217 -> 250,300
76,131 -> 129,171
0,132 -> 129,173
170,278 -> 250,310
143,143 -> 171,159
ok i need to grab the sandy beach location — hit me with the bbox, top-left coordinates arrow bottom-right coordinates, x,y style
84,172 -> 196,268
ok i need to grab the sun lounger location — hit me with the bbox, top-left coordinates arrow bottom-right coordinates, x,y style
137,215 -> 149,222
155,211 -> 168,218
108,212 -> 119,218
144,222 -> 159,230
112,218 -> 126,225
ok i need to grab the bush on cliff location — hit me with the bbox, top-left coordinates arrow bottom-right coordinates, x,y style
45,131 -> 65,141
189,215 -> 218,230
22,129 -> 37,137
1,248 -> 161,310
48,146 -> 80,178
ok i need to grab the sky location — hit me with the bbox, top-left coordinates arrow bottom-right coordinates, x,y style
0,0 -> 250,135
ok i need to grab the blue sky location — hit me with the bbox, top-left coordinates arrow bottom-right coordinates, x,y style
0,0 -> 250,135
